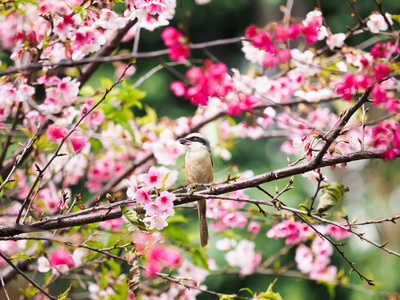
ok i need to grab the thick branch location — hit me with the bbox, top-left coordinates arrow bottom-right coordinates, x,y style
0,150 -> 388,237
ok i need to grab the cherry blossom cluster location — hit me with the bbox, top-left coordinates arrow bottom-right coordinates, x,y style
267,220 -> 351,282
132,232 -> 208,298
161,27 -> 189,61
370,119 -> 400,160
126,166 -> 178,230
217,238 -> 261,276
170,59 -> 234,106
0,0 -> 177,68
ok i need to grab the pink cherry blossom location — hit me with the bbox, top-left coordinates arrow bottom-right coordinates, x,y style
325,224 -> 351,240
170,81 -> 186,97
143,214 -> 168,230
247,221 -> 261,235
143,167 -> 163,189
136,188 -> 152,205
169,44 -> 189,61
274,25 -> 289,43
326,33 -> 346,51
49,249 -> 75,268
295,244 -> 313,273
225,239 -> 261,276
367,13 -> 393,33
374,62 -> 390,82
161,27 -> 183,47
47,124 -> 67,141
155,190 -> 175,216
262,54 -> 278,69
371,84 -> 388,105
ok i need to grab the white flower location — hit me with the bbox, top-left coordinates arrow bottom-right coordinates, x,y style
143,214 -> 168,230
241,41 -> 266,65
37,257 -> 51,273
178,259 -> 209,283
225,239 -> 258,276
72,249 -> 84,267
213,146 -> 232,161
292,138 -> 304,149
326,33 -> 346,50
336,61 -> 348,72
317,25 -> 329,41
216,238 -> 237,251
302,170 -> 327,183
290,49 -> 319,76
367,13 -> 393,33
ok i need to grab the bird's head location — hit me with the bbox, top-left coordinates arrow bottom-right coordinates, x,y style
179,133 -> 211,152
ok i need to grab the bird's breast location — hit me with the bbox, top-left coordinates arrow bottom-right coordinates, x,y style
185,150 -> 213,184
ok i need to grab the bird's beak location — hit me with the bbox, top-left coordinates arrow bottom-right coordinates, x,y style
179,138 -> 188,145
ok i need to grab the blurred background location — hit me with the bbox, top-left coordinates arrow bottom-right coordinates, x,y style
4,0 -> 398,299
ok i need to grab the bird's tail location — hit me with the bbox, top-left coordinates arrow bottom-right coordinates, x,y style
197,199 -> 209,247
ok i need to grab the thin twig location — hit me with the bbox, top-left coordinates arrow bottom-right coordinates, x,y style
0,251 -> 57,299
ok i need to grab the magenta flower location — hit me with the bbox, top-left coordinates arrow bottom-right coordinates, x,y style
161,27 -> 182,47
374,62 -> 390,82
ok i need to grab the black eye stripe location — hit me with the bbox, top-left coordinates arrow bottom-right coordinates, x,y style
188,136 -> 207,145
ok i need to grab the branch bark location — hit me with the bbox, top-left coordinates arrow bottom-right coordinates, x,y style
0,150 -> 387,237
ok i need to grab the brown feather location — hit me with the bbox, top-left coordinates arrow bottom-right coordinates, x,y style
184,148 -> 213,247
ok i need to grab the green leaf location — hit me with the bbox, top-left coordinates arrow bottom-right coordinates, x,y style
391,14 -> 400,24
219,295 -> 235,300
120,206 -> 147,231
106,260 -> 121,274
162,225 -> 191,245
89,138 -> 101,153
316,182 -> 349,213
21,286 -> 39,298
80,85 -> 96,96
56,284 -> 72,300
100,77 -> 113,90
239,287 -> 254,297
191,249 -> 209,270
10,252 -> 31,262
258,279 -> 283,300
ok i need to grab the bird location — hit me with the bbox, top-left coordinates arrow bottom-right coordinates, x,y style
179,133 -> 213,247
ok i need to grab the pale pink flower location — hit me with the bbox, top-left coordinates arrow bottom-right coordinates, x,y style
302,170 -> 327,183
367,13 -> 393,33
143,214 -> 168,230
222,212 -> 247,228
295,244 -> 313,273
325,224 -> 351,240
178,259 -> 209,284
310,265 -> 337,282
326,33 -> 346,51
247,221 -> 261,235
225,239 -> 260,276
216,238 -> 237,251
37,256 -> 51,273
311,237 -> 333,257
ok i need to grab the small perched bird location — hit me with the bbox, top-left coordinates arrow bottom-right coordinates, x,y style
179,133 -> 213,247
